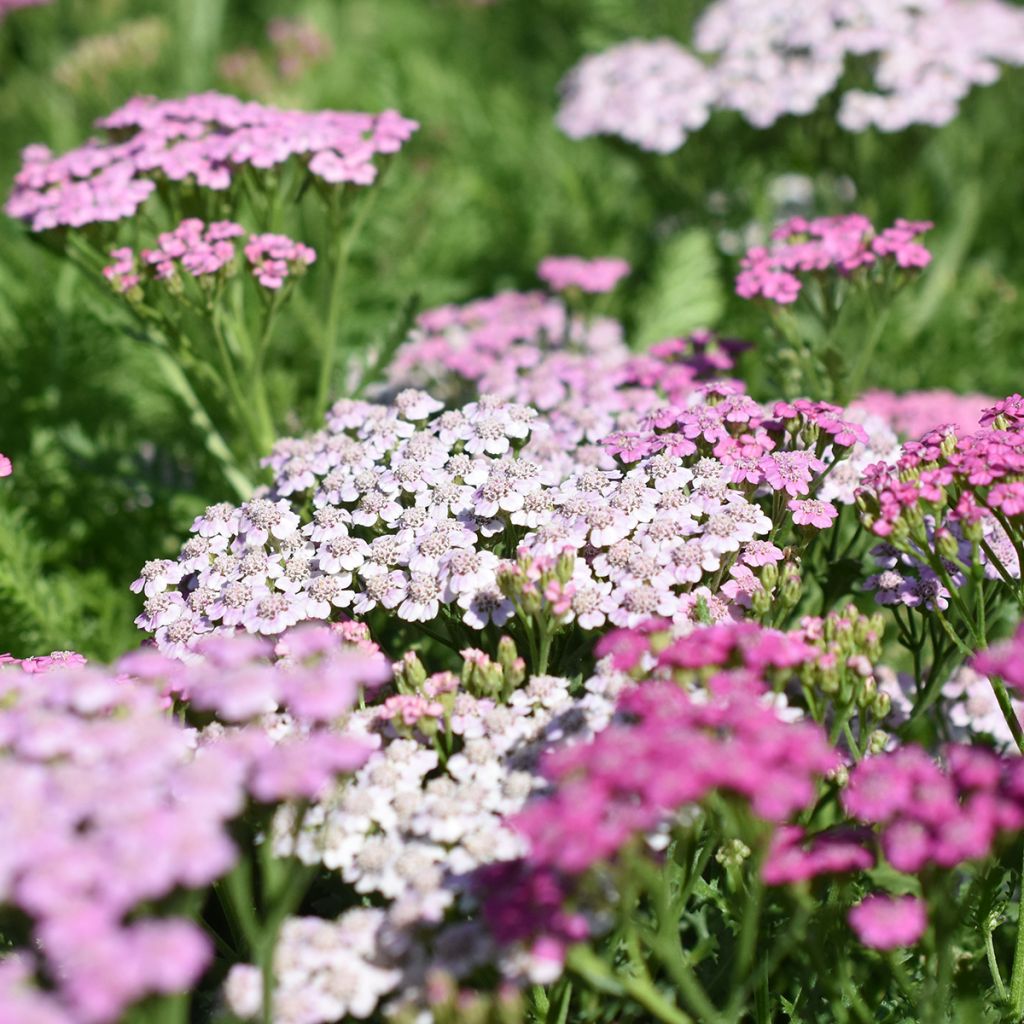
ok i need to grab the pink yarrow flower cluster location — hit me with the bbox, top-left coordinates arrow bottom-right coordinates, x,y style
853,388 -> 995,441
0,452 -> 11,477
536,255 -> 631,294
244,232 -> 317,289
848,894 -> 928,951
736,215 -> 932,304
6,92 -> 418,232
858,398 -> 1024,606
103,218 -> 315,294
844,744 -> 1024,874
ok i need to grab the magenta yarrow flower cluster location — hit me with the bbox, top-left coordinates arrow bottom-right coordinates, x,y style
974,623 -> 1024,693
735,215 -> 932,305
596,608 -> 891,738
536,255 -> 631,294
556,1 -> 1024,152
844,744 -> 1024,876
103,217 -> 315,294
510,677 -> 839,876
847,894 -> 928,951
6,92 -> 418,232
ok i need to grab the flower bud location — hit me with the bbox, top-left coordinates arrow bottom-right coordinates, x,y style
867,729 -> 889,754
935,528 -> 959,562
872,691 -> 891,719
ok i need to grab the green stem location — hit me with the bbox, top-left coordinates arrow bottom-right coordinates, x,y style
314,181 -> 384,418
154,349 -> 254,500
1009,848 -> 1024,1017
844,305 -> 892,403
988,674 -> 1024,756
985,920 -> 1008,1004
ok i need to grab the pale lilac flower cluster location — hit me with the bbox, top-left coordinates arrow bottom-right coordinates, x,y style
136,391 -> 550,651
0,627 -> 380,1023
7,93 -> 418,231
536,255 -> 630,294
736,215 -> 932,305
103,218 -> 315,294
557,1 -> 1024,152
556,39 -> 717,154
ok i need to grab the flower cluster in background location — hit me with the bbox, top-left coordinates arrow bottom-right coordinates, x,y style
558,0 -> 1024,152
735,215 -> 932,305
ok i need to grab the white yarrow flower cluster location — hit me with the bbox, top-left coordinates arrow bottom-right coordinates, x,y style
556,0 -> 1024,151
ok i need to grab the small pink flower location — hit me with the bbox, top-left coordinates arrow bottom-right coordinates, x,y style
789,498 -> 838,529
848,894 -> 927,950
0,453 -> 11,477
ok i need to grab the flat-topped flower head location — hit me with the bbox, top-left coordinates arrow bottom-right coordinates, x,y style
103,219 -> 315,295
556,38 -> 717,153
557,2 -> 1024,153
536,255 -> 630,294
848,894 -> 927,950
7,92 -> 418,232
736,215 -> 932,305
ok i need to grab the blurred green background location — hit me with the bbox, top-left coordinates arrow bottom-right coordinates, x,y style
1,0 -> 1022,657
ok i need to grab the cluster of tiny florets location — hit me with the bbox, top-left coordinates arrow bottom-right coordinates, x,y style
557,1 -> 1024,152
6,92 -> 418,231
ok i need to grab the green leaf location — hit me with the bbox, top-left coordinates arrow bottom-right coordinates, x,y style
635,227 -> 725,347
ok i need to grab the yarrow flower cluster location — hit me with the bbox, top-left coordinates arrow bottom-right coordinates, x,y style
508,677 -> 839,876
536,255 -> 630,294
735,215 -> 933,305
102,218 -> 315,294
557,1 -> 1024,152
845,744 -> 1024,876
6,92 -> 418,231
0,627 -> 381,1023
854,388 -> 995,440
240,654 -> 621,1018
134,380 -> 872,660
387,281 -> 750,468
556,39 -> 717,153
858,397 -> 1024,608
